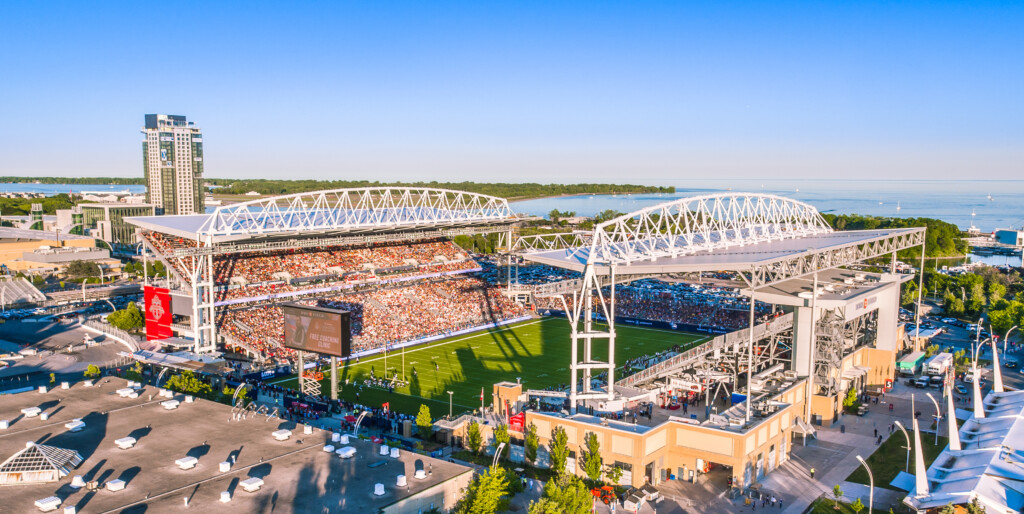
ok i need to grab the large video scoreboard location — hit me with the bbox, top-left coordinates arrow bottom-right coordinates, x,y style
281,303 -> 351,358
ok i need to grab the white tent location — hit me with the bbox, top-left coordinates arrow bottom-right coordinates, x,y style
904,390 -> 1024,513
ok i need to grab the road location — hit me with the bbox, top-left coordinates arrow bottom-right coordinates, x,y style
0,319 -> 130,385
912,316 -> 1024,390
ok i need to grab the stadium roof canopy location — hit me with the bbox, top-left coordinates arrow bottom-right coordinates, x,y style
125,187 -> 517,244
516,193 -> 926,288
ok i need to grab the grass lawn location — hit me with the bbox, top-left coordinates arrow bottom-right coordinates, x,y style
807,497 -> 889,514
846,431 -> 948,490
270,317 -> 708,416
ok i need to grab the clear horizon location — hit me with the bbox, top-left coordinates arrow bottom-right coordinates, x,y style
1,1 -> 1022,183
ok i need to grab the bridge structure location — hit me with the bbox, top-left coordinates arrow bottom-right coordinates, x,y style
126,187 -> 523,355
512,193 -> 928,423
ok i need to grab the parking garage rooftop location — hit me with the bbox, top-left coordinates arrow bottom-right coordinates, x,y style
0,378 -> 471,513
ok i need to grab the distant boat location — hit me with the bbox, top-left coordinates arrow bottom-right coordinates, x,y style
795,188 -> 800,192
896,201 -> 902,212
988,194 -> 994,201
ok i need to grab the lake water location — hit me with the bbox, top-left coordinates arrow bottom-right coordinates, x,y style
4,178 -> 1023,264
0,182 -> 146,195
511,179 -> 1024,234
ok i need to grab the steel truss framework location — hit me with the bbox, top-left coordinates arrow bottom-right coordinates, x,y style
199,187 -> 513,239
168,224 -> 518,258
588,193 -> 832,265
135,187 -> 522,354
510,193 -> 926,414
616,313 -> 796,388
813,309 -> 878,397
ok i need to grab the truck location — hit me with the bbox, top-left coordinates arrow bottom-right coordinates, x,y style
897,351 -> 926,376
926,353 -> 954,376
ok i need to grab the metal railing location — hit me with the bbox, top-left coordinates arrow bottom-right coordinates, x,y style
616,312 -> 794,387
83,319 -> 142,352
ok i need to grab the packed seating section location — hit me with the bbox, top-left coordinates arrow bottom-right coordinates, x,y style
220,277 -> 526,360
143,232 -> 772,362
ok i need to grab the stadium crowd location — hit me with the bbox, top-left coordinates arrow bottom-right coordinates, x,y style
142,231 -> 476,291
220,277 -> 527,361
534,279 -> 772,331
212,239 -> 469,284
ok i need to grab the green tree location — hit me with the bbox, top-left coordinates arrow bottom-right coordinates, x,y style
549,426 -> 569,475
925,344 -> 939,357
528,473 -> 592,514
84,364 -> 101,378
938,503 -> 955,514
123,262 -> 135,274
850,497 -> 865,514
165,370 -> 213,398
416,404 -> 434,440
492,424 -> 511,461
466,420 -> 483,455
107,302 -> 144,331
66,260 -> 101,279
453,466 -> 509,514
945,293 -> 965,316
966,497 -> 986,514
524,422 -> 539,465
580,431 -> 603,482
49,373 -> 56,384
833,484 -> 844,509
843,387 -> 859,411
125,361 -> 144,382
606,465 -> 623,485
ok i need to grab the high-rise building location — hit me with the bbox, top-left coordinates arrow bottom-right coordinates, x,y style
142,114 -> 205,215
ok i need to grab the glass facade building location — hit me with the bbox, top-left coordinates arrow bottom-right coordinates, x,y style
142,114 -> 205,215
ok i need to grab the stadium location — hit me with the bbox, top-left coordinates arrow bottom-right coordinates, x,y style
124,189 -> 930,493
123,188 -> 702,406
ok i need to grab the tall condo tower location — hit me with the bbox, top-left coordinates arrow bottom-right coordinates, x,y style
142,114 -> 204,215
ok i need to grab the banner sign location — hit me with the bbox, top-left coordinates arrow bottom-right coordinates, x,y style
144,286 -> 173,341
510,412 -> 526,433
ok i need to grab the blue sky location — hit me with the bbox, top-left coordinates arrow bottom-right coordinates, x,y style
1,1 -> 1021,184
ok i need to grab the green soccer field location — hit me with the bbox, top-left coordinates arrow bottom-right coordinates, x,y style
270,317 -> 708,416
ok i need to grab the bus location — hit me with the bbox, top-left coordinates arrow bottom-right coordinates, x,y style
925,353 -> 953,376
898,351 -> 926,376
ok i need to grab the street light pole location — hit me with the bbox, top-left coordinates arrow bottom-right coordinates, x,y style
447,390 -> 454,419
1005,326 -> 1019,355
894,420 -> 912,473
855,455 -> 874,514
924,392 -> 941,446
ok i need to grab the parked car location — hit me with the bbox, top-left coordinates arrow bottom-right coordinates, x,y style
955,385 -> 968,395
1005,359 -> 1019,369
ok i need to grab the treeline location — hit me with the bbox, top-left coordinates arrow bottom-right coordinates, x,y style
0,193 -> 74,216
0,176 -> 145,185
821,214 -> 967,259
204,178 -> 673,199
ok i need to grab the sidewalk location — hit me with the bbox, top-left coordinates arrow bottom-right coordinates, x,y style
759,384 -> 926,514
